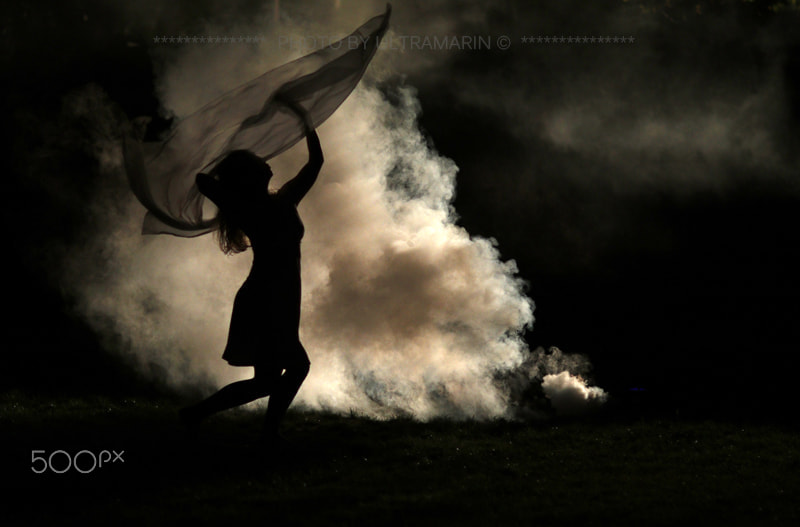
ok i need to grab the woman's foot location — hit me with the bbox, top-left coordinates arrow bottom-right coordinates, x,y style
178,405 -> 202,429
259,429 -> 288,449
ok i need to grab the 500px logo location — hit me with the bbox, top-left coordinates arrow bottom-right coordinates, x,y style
31,449 -> 125,474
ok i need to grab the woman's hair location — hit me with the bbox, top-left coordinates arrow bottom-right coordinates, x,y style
212,150 -> 272,255
217,210 -> 250,255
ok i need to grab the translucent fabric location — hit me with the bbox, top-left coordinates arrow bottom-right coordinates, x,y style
122,5 -> 391,236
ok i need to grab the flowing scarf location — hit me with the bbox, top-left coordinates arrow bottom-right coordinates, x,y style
123,5 -> 391,236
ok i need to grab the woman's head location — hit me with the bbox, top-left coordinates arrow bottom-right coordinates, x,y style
211,150 -> 271,254
212,150 -> 272,190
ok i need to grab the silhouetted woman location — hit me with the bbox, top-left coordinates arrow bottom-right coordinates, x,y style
179,100 -> 322,443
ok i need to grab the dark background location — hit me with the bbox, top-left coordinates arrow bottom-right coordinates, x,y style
3,0 -> 799,419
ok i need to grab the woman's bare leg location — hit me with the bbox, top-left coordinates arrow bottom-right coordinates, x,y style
262,342 -> 310,438
180,366 -> 281,424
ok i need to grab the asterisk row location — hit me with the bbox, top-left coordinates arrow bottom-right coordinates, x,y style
521,35 -> 635,44
152,36 -> 266,44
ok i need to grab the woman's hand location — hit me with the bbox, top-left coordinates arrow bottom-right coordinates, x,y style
196,172 -> 219,196
274,93 -> 314,130
274,95 -> 324,205
195,172 -> 228,207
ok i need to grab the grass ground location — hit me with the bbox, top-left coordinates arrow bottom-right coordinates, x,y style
1,391 -> 798,526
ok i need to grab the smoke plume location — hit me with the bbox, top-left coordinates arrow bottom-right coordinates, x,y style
55,22 -> 609,421
14,0 -> 800,419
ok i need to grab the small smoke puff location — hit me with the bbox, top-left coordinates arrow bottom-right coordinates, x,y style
542,371 -> 607,415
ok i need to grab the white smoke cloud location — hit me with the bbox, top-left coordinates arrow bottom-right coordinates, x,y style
542,371 -> 607,416
56,3 -> 608,420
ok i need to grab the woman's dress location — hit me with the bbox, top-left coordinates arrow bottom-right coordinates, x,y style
198,176 -> 304,367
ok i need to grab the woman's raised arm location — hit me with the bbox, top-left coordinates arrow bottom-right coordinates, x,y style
276,99 -> 324,205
